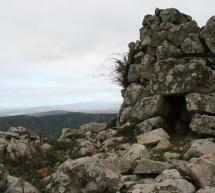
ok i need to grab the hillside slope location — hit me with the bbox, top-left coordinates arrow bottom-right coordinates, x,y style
0,112 -> 115,137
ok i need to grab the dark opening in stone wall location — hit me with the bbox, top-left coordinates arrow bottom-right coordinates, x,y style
164,96 -> 191,133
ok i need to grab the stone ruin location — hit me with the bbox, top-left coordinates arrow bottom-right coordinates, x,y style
117,8 -> 215,136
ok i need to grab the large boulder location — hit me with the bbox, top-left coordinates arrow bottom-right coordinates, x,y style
124,83 -> 146,106
168,20 -> 200,47
200,16 -> 215,55
157,8 -> 190,24
59,128 -> 84,141
196,187 -> 215,193
181,34 -> 205,54
128,169 -> 195,193
156,40 -> 182,60
79,122 -> 107,134
0,131 -> 19,140
137,128 -> 169,146
119,107 -> 132,124
186,93 -> 215,115
150,58 -> 215,95
95,129 -> 117,142
137,116 -> 166,133
5,175 -> 40,193
6,139 -> 36,161
127,63 -> 142,83
98,154 -> 134,174
186,153 -> 215,188
134,159 -> 171,175
200,16 -> 215,38
205,38 -> 215,54
122,143 -> 150,162
8,127 -> 39,140
189,114 -> 215,135
45,157 -> 123,193
130,95 -> 169,123
184,138 -> 215,159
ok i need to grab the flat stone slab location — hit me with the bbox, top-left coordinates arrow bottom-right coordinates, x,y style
149,58 -> 215,96
137,128 -> 169,146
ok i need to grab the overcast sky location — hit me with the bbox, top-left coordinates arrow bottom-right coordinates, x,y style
0,0 -> 214,110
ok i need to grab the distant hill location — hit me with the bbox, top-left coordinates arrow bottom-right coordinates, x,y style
0,112 -> 116,138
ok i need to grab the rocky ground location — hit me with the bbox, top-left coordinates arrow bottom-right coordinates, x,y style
1,123 -> 215,193
1,7 -> 215,193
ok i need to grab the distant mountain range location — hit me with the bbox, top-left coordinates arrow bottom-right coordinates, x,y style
0,111 -> 116,138
0,101 -> 120,117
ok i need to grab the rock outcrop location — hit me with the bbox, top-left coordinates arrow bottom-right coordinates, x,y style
0,164 -> 40,193
0,126 -> 51,161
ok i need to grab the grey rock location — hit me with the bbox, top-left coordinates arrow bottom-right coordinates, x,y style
128,169 -> 195,193
41,143 -> 52,152
184,138 -> 215,159
205,38 -> 215,54
79,122 -> 107,134
150,58 -> 215,95
155,138 -> 171,149
5,175 -> 40,193
101,156 -> 133,174
137,128 -> 169,146
168,20 -> 200,46
142,14 -> 161,28
45,157 -> 124,193
119,107 -> 132,124
59,128 -> 84,141
164,152 -> 181,161
186,93 -> 215,115
134,159 -> 172,174
6,139 -> 36,161
131,95 -> 169,123
134,51 -> 145,63
139,27 -> 152,42
0,131 -> 19,140
141,54 -> 156,81
141,35 -> 152,47
156,40 -> 182,60
95,129 -> 117,142
158,8 -> 189,24
102,137 -> 126,149
200,16 -> 215,38
150,31 -> 169,48
124,83 -> 146,106
122,143 -> 150,162
137,116 -> 165,133
196,187 -> 215,193
127,63 -> 142,83
155,169 -> 183,182
186,153 -> 215,188
190,114 -> 215,135
181,34 -> 205,54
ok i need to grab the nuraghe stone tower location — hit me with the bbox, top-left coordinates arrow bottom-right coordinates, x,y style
117,8 -> 215,136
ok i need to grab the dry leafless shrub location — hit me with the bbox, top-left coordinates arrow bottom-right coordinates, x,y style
111,53 -> 130,88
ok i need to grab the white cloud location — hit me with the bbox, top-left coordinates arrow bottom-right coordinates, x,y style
0,0 -> 214,108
